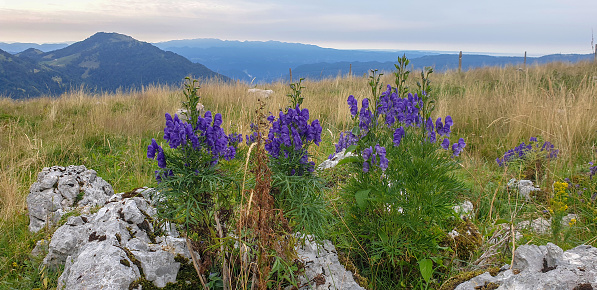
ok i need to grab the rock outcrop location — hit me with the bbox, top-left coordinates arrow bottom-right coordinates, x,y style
455,243 -> 597,289
28,167 -> 363,289
38,187 -> 191,289
296,237 -> 365,290
507,178 -> 541,201
27,165 -> 114,233
318,149 -> 355,170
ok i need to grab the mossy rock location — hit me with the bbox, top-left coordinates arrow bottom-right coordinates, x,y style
445,219 -> 483,261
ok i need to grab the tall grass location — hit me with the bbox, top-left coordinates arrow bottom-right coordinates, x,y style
1,61 -> 596,225
435,62 -> 597,169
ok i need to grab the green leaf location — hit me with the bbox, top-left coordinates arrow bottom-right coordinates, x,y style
418,258 -> 433,283
337,156 -> 360,166
345,145 -> 357,154
495,219 -> 510,225
355,189 -> 370,209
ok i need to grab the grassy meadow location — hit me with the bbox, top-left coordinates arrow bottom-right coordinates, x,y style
1,60 -> 596,288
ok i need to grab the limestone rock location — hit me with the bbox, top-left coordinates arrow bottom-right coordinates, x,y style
507,178 -> 540,201
295,237 -> 364,290
27,165 -> 114,233
517,217 -> 551,235
57,241 -> 141,290
43,189 -> 190,289
318,149 -> 355,170
455,243 -> 597,290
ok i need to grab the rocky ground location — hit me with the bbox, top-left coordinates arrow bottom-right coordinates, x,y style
27,165 -> 364,289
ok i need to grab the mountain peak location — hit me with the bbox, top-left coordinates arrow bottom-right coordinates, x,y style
0,32 -> 228,98
87,32 -> 137,43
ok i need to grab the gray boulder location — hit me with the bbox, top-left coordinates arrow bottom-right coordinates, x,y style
318,149 -> 355,170
27,165 -> 114,233
43,189 -> 192,289
58,241 -> 141,290
455,243 -> 597,290
507,178 -> 541,201
295,237 -> 365,290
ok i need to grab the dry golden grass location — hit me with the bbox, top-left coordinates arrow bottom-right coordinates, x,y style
1,61 -> 596,225
434,62 -> 597,169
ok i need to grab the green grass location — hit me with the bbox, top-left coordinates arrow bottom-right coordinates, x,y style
0,61 -> 596,289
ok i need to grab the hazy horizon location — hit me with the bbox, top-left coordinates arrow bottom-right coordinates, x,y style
1,34 -> 591,58
1,0 -> 596,57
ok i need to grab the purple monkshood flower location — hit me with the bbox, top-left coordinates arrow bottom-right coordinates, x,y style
361,145 -> 388,172
228,132 -> 243,147
375,145 -> 389,171
147,138 -> 167,169
426,117 -> 437,143
362,146 -> 373,161
362,98 -> 369,110
436,116 -> 452,136
359,98 -> 373,132
147,138 -> 160,159
157,147 -> 166,168
347,95 -> 358,117
393,127 -> 405,147
452,138 -> 466,157
497,138 -> 558,167
332,131 -> 358,157
363,161 -> 370,173
264,104 -> 322,175
441,138 -> 450,150
445,116 -> 453,127
164,113 -> 191,149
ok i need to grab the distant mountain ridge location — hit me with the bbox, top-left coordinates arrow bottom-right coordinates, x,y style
154,38 -> 596,83
0,42 -> 70,54
0,33 -> 227,98
154,39 -> 436,83
3,34 -> 595,98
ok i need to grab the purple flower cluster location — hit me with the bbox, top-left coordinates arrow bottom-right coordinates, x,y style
245,123 -> 259,145
359,98 -> 374,132
424,116 -> 454,144
163,113 -> 199,149
496,137 -> 559,167
228,132 -> 243,147
147,111 -> 237,182
362,144 -> 389,172
147,138 -> 166,168
329,131 -> 359,159
425,118 -> 437,143
590,162 -> 596,180
147,138 -> 172,184
347,96 -> 375,132
451,138 -> 466,157
393,127 -> 405,147
436,116 -> 453,136
377,85 -> 423,127
194,111 -> 236,161
347,95 -> 358,117
265,105 -> 322,174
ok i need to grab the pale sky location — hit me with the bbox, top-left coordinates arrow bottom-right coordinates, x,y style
1,0 -> 596,56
